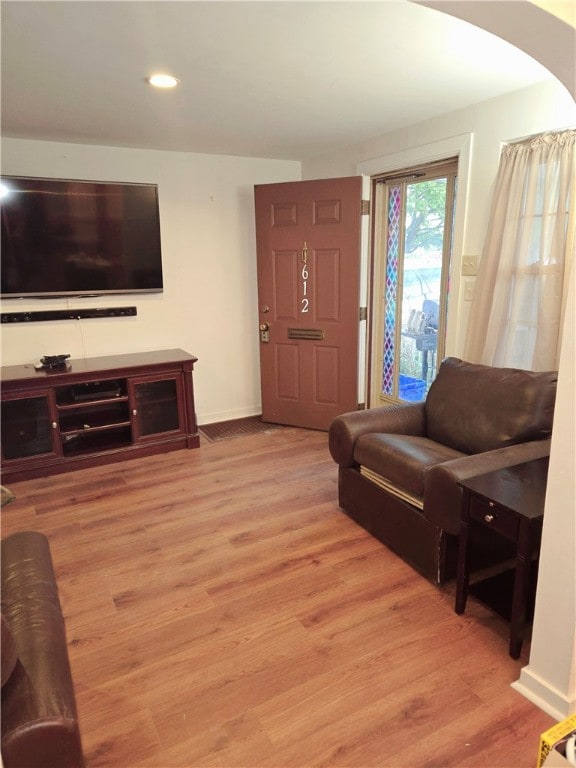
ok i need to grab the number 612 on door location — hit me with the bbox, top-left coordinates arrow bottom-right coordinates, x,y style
301,242 -> 309,313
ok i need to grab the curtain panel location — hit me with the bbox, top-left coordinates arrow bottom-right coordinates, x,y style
464,129 -> 575,371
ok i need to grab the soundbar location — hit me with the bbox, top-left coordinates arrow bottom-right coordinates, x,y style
1,307 -> 138,323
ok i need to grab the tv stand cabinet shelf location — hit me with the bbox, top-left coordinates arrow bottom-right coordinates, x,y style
1,349 -> 199,483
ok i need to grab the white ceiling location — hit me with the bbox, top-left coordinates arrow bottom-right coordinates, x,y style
1,1 -> 557,160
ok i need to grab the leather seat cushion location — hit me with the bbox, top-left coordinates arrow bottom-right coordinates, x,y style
354,433 -> 465,499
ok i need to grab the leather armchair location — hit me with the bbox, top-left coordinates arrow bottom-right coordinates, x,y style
329,357 -> 557,583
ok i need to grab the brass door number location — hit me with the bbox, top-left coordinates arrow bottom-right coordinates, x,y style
301,241 -> 309,314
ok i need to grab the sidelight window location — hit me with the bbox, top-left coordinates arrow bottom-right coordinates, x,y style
371,160 -> 457,403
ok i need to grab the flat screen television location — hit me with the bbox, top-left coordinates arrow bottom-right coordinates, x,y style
1,176 -> 164,299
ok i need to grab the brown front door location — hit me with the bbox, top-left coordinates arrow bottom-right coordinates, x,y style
255,176 -> 363,430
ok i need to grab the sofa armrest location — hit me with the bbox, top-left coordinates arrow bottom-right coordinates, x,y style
424,438 -> 552,535
329,402 -> 426,467
1,531 -> 85,768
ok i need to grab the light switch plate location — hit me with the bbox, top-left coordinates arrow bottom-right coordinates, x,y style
463,277 -> 475,302
462,255 -> 478,276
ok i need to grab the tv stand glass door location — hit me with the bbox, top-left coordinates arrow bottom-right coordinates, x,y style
1,391 -> 59,462
130,374 -> 185,441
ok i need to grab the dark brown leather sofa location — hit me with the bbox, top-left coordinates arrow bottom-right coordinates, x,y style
1,531 -> 84,768
329,357 -> 557,583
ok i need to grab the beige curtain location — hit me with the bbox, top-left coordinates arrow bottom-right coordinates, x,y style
464,129 -> 575,371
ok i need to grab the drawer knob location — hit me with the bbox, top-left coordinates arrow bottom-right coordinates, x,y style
484,513 -> 495,523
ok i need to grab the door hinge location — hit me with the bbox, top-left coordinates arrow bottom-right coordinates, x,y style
359,306 -> 367,321
361,200 -> 370,215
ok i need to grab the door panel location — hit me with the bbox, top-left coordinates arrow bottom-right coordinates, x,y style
315,346 -> 339,404
274,251 -> 298,318
315,249 -> 340,320
255,176 -> 362,430
277,344 -> 299,400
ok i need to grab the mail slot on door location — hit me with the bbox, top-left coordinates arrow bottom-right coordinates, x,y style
287,328 -> 325,340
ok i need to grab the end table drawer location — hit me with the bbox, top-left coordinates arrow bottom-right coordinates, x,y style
470,497 -> 518,540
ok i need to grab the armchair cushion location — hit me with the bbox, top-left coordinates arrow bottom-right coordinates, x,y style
426,357 -> 557,454
355,434 -> 464,499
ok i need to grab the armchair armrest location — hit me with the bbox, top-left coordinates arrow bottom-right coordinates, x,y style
424,438 -> 552,535
328,402 -> 426,467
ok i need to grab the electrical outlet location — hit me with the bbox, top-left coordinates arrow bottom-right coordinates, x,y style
463,278 -> 475,302
462,255 -> 478,276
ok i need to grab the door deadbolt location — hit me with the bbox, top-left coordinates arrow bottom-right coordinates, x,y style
259,323 -> 270,343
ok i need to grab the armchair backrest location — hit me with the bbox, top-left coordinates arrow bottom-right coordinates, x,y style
425,357 -> 557,454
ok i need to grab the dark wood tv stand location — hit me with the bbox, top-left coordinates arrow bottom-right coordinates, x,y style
1,349 -> 199,483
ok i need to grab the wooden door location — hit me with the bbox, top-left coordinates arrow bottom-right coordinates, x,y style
255,176 -> 363,430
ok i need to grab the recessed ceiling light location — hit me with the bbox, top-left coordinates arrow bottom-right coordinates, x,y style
147,74 -> 179,89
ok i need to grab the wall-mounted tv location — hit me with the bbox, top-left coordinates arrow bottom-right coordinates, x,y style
1,176 -> 164,299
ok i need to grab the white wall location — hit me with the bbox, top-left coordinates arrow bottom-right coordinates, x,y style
0,139 -> 301,424
513,258 -> 576,718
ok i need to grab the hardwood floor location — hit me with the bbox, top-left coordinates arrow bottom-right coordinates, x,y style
1,427 -> 554,767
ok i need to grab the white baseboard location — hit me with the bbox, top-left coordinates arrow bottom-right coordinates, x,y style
512,667 -> 576,721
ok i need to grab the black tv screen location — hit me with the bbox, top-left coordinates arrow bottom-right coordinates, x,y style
1,176 -> 164,298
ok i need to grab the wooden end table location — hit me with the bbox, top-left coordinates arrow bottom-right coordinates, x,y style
455,457 -> 549,659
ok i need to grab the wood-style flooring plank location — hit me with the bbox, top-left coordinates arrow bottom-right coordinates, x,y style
1,427 -> 554,767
